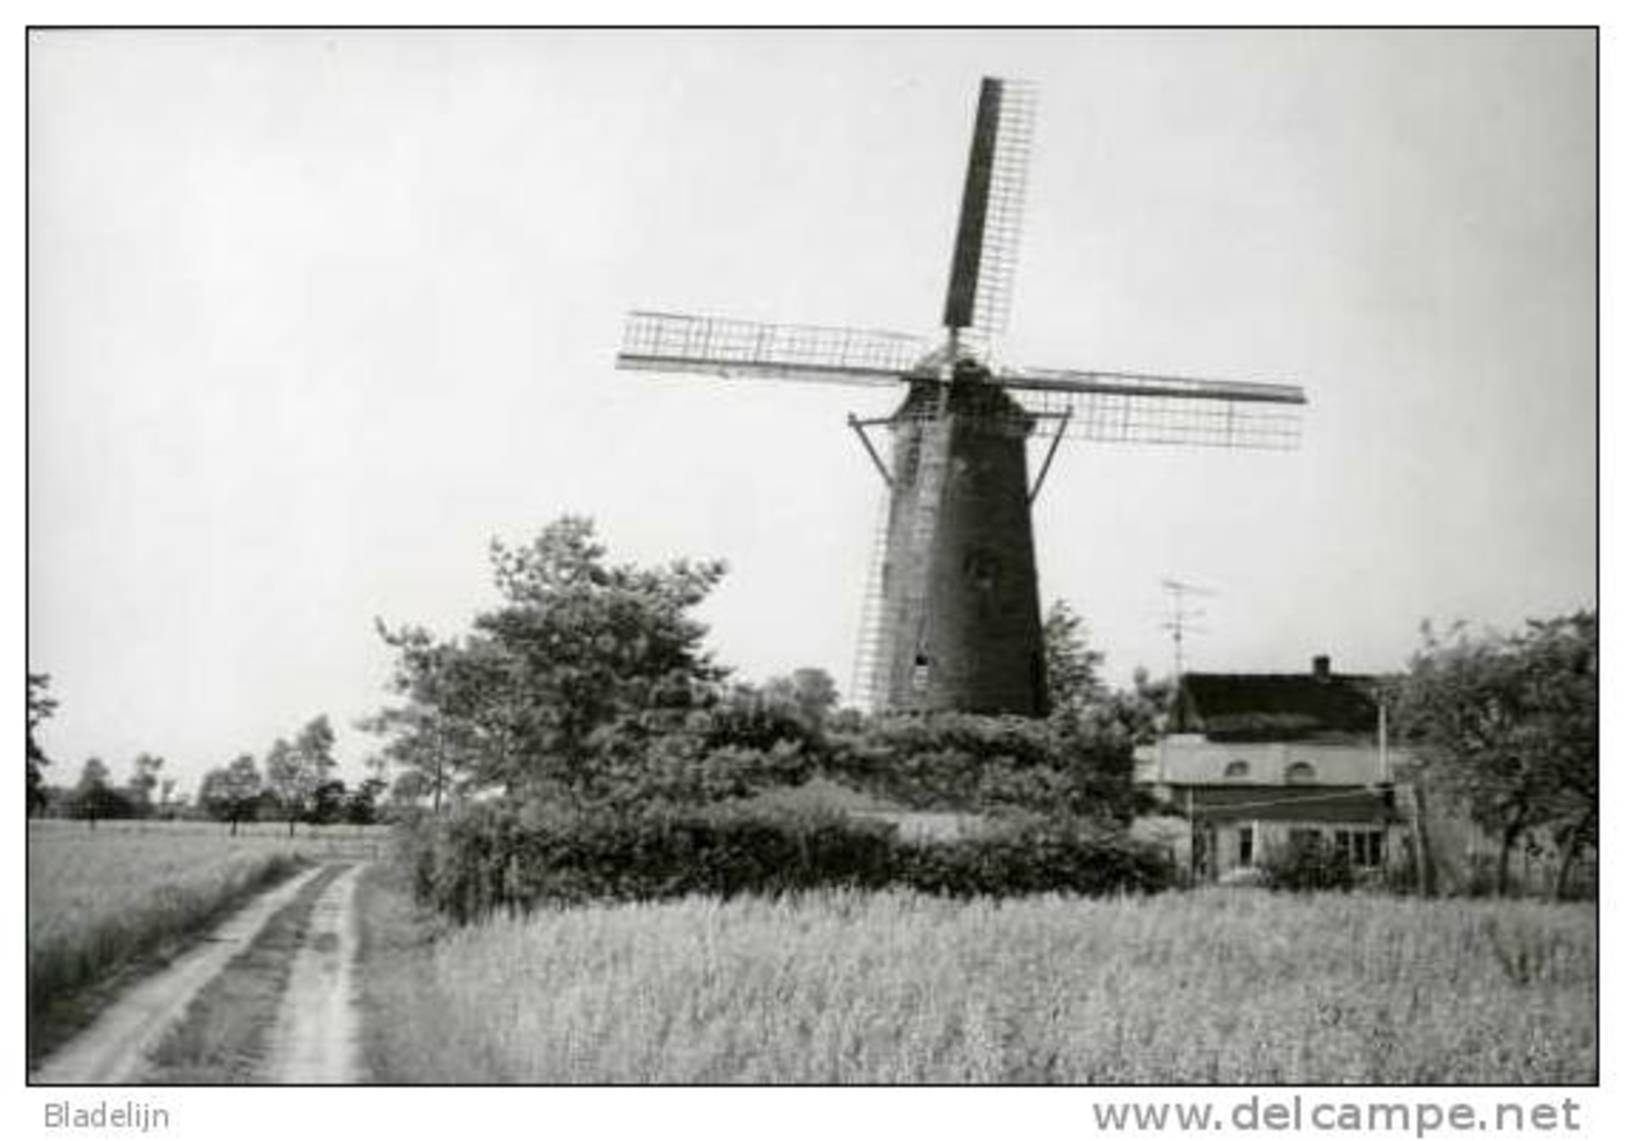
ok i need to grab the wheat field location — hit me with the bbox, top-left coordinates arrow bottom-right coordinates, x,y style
358,873 -> 1595,1084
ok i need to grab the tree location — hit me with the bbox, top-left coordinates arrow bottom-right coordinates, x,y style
27,673 -> 58,816
310,778 -> 349,824
264,738 -> 308,835
389,768 -> 433,811
297,715 -> 337,784
760,668 -> 840,729
261,715 -> 339,834
198,754 -> 264,835
1043,599 -> 1107,719
1396,611 -> 1597,897
1520,614 -> 1600,897
577,688 -> 820,808
126,753 -> 165,817
1109,668 -> 1174,747
76,755 -> 110,794
1042,600 -> 1169,750
369,516 -> 734,809
71,757 -> 133,826
356,702 -> 473,815
345,776 -> 389,825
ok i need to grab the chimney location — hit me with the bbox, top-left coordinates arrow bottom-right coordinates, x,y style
1312,654 -> 1331,680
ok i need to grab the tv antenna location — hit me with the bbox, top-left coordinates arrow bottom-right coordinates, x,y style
1160,578 -> 1217,685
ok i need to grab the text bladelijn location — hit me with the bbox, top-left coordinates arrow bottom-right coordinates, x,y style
43,1101 -> 169,1133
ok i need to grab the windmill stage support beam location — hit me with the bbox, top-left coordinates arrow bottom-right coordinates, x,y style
1027,409 -> 1072,504
848,414 -> 893,487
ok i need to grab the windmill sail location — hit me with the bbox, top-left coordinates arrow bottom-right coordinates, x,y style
997,365 -> 1305,449
616,310 -> 930,387
942,77 -> 1037,342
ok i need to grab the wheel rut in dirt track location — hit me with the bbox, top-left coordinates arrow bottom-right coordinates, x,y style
264,862 -> 366,1083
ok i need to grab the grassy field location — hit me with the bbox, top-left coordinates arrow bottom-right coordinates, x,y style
29,816 -> 390,854
27,819 -> 384,1061
357,866 -> 1595,1084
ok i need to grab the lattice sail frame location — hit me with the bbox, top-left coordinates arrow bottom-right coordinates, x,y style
617,311 -> 934,386
919,366 -> 1305,450
616,310 -> 1305,449
967,79 -> 1037,341
941,78 -> 1039,365
1010,387 -> 1300,450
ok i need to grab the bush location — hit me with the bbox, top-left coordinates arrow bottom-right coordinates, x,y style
825,712 -> 1135,823
899,820 -> 1176,899
407,801 -> 894,921
1258,836 -> 1356,893
407,800 -> 1175,923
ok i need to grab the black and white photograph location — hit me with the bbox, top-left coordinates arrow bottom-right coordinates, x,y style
23,21 -> 1599,1111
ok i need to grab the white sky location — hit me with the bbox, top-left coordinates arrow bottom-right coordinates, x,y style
27,29 -> 1596,791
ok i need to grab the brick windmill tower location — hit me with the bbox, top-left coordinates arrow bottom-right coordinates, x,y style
616,78 -> 1306,716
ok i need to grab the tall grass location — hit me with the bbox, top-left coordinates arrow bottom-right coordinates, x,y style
26,823 -> 316,1048
359,871 -> 1595,1084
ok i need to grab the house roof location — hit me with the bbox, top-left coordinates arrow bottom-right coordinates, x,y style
1173,670 -> 1380,741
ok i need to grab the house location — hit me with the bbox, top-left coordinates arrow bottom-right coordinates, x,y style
1133,655 -> 1410,881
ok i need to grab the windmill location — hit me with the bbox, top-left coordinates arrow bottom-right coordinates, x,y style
616,77 -> 1306,717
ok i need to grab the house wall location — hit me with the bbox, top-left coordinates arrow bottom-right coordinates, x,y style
1203,819 -> 1407,880
1132,715 -> 1417,883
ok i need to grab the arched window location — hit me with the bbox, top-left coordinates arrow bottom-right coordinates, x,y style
1223,760 -> 1250,779
1285,761 -> 1317,785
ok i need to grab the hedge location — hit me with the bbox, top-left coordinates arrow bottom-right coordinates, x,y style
823,712 -> 1137,823
406,801 -> 1175,923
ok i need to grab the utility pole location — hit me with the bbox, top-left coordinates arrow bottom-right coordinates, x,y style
1378,698 -> 1388,782
1186,785 -> 1198,884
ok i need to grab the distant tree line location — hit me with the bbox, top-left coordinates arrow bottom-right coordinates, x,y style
27,680 -> 185,825
192,715 -> 389,834
25,680 -> 388,831
33,751 -> 180,826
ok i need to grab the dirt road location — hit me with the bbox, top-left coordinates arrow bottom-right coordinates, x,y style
33,865 -> 326,1084
264,862 -> 366,1083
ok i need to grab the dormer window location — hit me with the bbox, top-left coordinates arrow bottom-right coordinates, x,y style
1223,760 -> 1250,779
1285,761 -> 1317,785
